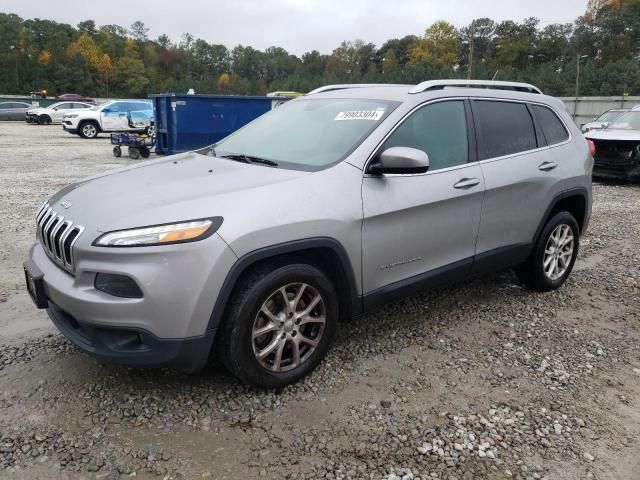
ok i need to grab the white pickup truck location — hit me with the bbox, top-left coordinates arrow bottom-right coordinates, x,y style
62,100 -> 153,138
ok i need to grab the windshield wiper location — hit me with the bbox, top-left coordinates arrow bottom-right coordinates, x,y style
219,153 -> 278,167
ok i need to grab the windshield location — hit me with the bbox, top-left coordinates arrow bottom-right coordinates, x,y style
213,98 -> 399,170
596,110 -> 625,123
608,111 -> 640,130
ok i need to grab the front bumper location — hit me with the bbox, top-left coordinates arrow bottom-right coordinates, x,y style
26,232 -> 237,370
62,122 -> 78,134
47,302 -> 215,371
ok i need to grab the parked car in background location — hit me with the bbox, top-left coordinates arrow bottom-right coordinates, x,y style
26,101 -> 94,125
0,101 -> 32,121
55,93 -> 96,104
62,100 -> 153,138
585,110 -> 640,181
24,80 -> 592,388
581,108 -> 629,133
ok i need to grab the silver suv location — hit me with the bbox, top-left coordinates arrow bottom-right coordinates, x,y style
24,80 -> 593,388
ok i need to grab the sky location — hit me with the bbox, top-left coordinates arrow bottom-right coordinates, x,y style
2,0 -> 589,55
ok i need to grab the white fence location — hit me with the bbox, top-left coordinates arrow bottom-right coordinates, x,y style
560,96 -> 640,126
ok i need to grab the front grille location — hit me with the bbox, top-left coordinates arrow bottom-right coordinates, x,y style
593,140 -> 640,170
35,203 -> 84,274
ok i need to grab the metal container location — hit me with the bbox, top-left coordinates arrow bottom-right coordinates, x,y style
150,94 -> 292,155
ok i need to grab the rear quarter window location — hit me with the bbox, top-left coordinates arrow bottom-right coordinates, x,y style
530,105 -> 569,145
472,100 -> 537,160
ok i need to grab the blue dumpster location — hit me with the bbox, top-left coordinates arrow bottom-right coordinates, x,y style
149,94 -> 292,155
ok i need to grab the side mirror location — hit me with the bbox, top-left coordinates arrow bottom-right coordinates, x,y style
102,107 -> 112,113
368,147 -> 430,175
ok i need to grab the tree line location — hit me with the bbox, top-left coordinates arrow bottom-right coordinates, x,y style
0,0 -> 638,99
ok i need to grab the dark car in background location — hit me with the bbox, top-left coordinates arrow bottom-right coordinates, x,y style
56,93 -> 97,104
0,101 -> 32,121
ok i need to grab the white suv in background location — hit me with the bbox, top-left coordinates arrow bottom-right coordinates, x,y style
62,100 -> 153,138
26,101 -> 94,125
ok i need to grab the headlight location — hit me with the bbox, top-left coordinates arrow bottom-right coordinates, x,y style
94,218 -> 222,247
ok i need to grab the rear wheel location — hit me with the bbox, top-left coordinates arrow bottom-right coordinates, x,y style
112,146 -> 122,157
217,263 -> 338,388
515,211 -> 579,291
128,147 -> 141,160
79,121 -> 99,139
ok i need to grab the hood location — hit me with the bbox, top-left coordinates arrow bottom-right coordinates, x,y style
47,151 -> 308,236
27,107 -> 46,114
585,129 -> 640,142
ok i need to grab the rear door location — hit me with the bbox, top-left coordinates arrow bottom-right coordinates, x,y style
472,99 -> 569,266
51,103 -> 73,122
361,99 -> 485,304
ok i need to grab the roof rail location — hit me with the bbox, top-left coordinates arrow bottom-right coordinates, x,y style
307,84 -> 407,95
409,80 -> 543,95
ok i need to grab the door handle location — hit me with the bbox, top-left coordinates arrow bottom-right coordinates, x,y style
453,178 -> 480,189
538,161 -> 557,171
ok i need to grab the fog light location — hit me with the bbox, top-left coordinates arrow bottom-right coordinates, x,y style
95,273 -> 143,298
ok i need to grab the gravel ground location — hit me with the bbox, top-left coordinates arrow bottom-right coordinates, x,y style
1,121 -> 639,480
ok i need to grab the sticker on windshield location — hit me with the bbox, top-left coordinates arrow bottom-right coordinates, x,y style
334,109 -> 385,121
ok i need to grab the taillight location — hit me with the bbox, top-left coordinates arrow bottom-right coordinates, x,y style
587,139 -> 596,156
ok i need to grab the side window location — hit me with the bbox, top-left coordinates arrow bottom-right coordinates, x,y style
383,101 -> 468,171
128,102 -> 151,112
109,103 -> 125,112
530,105 -> 569,146
473,100 -> 537,160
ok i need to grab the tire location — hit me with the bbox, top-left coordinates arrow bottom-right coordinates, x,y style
140,147 -> 151,158
216,263 -> 338,388
113,146 -> 122,158
38,115 -> 51,125
515,211 -> 580,291
79,121 -> 99,139
128,147 -> 141,160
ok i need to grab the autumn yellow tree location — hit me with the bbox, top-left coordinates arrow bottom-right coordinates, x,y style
217,72 -> 230,89
68,33 -> 101,66
37,50 -> 52,65
410,21 -> 461,70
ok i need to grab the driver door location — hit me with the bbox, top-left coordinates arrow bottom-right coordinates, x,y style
361,99 -> 485,307
101,102 -> 129,131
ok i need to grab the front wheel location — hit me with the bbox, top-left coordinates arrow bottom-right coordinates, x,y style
79,121 -> 99,139
515,211 -> 580,291
38,115 -> 51,125
216,264 -> 338,388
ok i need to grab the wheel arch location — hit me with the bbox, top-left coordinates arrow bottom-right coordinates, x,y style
534,187 -> 589,243
78,119 -> 101,132
206,237 -> 361,334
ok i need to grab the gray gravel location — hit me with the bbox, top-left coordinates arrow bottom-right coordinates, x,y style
1,122 -> 640,479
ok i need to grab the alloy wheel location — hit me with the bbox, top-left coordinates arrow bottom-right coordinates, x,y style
82,124 -> 97,138
251,283 -> 326,372
543,224 -> 574,281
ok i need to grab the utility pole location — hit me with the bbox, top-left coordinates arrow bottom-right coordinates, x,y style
574,54 -> 589,118
467,25 -> 489,80
467,26 -> 474,80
